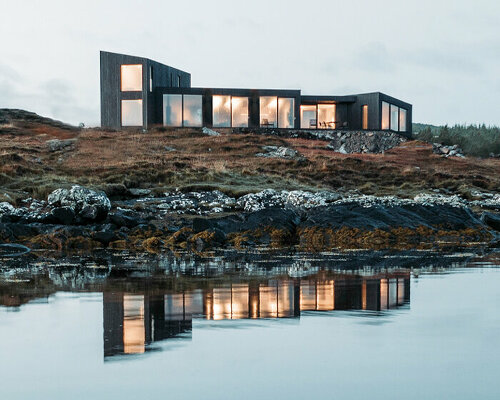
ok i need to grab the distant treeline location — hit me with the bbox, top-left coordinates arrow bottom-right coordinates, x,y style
413,123 -> 500,157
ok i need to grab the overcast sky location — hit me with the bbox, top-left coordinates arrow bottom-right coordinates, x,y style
0,0 -> 499,126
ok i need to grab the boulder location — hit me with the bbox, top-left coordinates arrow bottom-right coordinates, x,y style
47,185 -> 111,223
481,212 -> 500,232
46,139 -> 77,152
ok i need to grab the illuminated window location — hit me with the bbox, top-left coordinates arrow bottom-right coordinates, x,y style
381,101 -> 390,130
300,105 -> 317,129
121,99 -> 143,127
121,64 -> 142,92
390,104 -> 399,131
399,108 -> 407,132
163,94 -> 182,127
260,96 -> 277,127
149,66 -> 153,92
183,95 -> 202,127
213,95 -> 231,127
231,97 -> 249,127
317,104 -> 336,129
278,98 -> 295,129
362,105 -> 368,129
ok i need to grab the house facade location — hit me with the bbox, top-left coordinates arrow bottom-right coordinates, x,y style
100,51 -> 412,135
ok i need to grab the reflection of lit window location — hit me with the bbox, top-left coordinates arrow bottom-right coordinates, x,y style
300,105 -> 317,129
277,281 -> 294,317
381,102 -> 390,130
317,104 -> 336,129
121,99 -> 143,127
399,108 -> 407,132
390,105 -> 399,131
380,279 -> 388,310
163,94 -> 182,127
213,95 -> 231,127
260,96 -> 277,127
121,64 -> 142,92
183,95 -> 202,127
259,284 -> 278,318
123,294 -> 145,354
316,281 -> 334,310
278,98 -> 294,129
362,105 -> 368,130
231,97 -> 248,127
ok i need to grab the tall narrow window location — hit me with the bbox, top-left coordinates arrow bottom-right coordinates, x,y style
177,75 -> 181,87
260,96 -> 277,128
121,99 -> 143,127
213,95 -> 231,127
163,94 -> 182,127
231,97 -> 249,127
183,95 -> 202,127
278,98 -> 295,129
390,104 -> 399,131
381,101 -> 390,130
399,108 -> 407,132
362,105 -> 368,130
149,66 -> 153,92
318,104 -> 336,129
121,65 -> 142,92
300,105 -> 317,129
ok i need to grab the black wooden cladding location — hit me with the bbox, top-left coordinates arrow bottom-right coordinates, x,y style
101,51 -> 412,134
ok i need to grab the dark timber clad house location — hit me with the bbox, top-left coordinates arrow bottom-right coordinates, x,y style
100,51 -> 412,136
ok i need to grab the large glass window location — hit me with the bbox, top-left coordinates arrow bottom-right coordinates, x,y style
231,97 -> 248,127
121,99 -> 143,127
163,94 -> 182,127
381,101 -> 390,130
213,95 -> 231,127
278,98 -> 295,129
362,105 -> 368,130
318,104 -> 336,129
183,95 -> 202,127
121,64 -> 142,92
390,104 -> 399,131
260,96 -> 277,127
399,108 -> 407,132
300,105 -> 317,129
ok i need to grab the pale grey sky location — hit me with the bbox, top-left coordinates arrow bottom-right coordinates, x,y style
0,0 -> 499,126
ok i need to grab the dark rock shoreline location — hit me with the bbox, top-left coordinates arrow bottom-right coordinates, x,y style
0,185 -> 498,254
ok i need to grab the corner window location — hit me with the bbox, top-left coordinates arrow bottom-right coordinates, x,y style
381,101 -> 390,130
390,104 -> 399,131
399,108 -> 407,132
121,99 -> 143,127
260,96 -> 277,128
362,105 -> 368,130
278,98 -> 295,129
121,64 -> 142,92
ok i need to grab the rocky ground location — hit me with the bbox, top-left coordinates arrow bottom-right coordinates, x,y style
0,109 -> 499,255
0,185 -> 498,254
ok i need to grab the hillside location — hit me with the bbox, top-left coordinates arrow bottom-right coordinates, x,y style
0,109 -> 499,205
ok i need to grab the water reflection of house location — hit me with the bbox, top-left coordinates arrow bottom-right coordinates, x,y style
103,274 -> 410,358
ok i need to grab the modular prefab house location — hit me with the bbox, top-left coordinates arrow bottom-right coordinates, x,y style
100,51 -> 412,136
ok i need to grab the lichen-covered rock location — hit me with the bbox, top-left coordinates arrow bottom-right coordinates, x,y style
327,131 -> 405,154
256,146 -> 302,159
47,185 -> 111,222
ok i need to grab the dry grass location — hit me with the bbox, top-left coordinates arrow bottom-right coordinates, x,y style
0,123 -> 499,203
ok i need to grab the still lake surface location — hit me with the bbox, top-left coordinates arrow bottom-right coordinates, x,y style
0,250 -> 499,400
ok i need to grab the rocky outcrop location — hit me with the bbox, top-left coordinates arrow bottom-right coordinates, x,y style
48,186 -> 111,222
46,139 -> 77,152
256,146 -> 303,160
326,131 -> 405,154
432,143 -> 465,158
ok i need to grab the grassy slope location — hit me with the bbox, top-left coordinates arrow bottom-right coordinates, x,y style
0,116 -> 499,203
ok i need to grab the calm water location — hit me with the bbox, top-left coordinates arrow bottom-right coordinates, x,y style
0,250 -> 499,399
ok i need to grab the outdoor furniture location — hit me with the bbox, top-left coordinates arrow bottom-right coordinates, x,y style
309,119 -> 317,128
